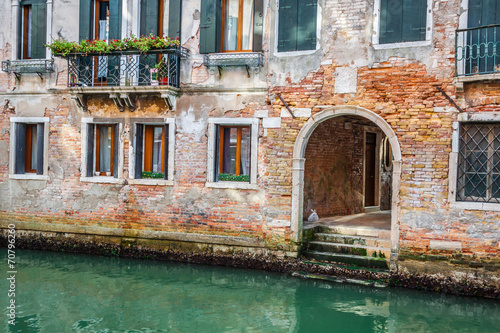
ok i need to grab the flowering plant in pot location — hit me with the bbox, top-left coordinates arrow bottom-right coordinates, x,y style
46,34 -> 180,56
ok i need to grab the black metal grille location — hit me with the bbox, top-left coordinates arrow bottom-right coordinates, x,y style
66,48 -> 186,88
457,123 -> 500,203
1,59 -> 54,74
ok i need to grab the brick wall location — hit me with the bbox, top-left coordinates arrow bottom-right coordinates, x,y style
303,116 -> 365,218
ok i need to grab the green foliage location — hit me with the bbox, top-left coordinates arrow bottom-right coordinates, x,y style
47,34 -> 180,56
142,171 -> 165,179
218,173 -> 250,182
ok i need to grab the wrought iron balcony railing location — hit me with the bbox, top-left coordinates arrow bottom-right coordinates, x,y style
1,59 -> 54,75
64,48 -> 188,88
455,24 -> 500,77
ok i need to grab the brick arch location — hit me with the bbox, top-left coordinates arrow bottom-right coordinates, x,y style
291,106 -> 401,268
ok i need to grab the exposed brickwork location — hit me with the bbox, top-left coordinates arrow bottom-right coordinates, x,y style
303,116 -> 366,218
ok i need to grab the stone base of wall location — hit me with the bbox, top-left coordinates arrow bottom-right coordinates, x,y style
1,226 -> 499,299
396,258 -> 500,296
0,222 -> 299,259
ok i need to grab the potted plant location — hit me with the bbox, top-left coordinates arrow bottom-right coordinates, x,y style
156,59 -> 169,86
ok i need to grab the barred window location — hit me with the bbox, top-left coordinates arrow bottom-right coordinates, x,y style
457,123 -> 500,203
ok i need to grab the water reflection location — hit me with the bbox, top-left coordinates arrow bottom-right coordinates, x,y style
0,250 -> 498,332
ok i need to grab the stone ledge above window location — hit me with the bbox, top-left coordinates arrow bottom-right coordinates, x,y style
128,179 -> 174,186
9,174 -> 49,181
206,181 -> 259,190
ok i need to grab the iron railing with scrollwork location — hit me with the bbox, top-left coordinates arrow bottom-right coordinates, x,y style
65,48 -> 188,88
455,24 -> 500,76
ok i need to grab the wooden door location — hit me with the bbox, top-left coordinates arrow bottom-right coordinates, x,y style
365,132 -> 377,207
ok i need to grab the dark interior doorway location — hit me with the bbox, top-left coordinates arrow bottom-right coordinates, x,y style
364,132 -> 377,207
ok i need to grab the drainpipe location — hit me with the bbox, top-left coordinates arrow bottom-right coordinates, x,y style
11,0 -> 20,60
46,0 -> 53,59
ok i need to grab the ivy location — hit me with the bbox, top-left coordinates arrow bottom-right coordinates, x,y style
142,171 -> 165,179
218,174 -> 250,182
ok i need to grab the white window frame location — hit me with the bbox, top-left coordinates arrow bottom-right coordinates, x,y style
449,112 -> 500,211
80,117 -> 125,184
274,0 -> 322,57
372,0 -> 433,50
128,118 -> 175,186
206,118 -> 259,190
9,117 -> 50,180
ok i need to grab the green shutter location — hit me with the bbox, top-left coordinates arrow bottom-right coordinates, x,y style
200,0 -> 219,54
79,0 -> 92,42
379,0 -> 403,44
252,0 -> 263,52
140,0 -> 159,37
109,0 -> 122,40
36,123 -> 44,175
402,0 -> 426,42
297,0 -> 317,51
278,0 -> 298,52
114,123 -> 119,178
168,0 -> 182,39
135,124 -> 144,179
15,123 -> 26,175
164,124 -> 169,180
87,124 -> 94,177
30,2 -> 47,59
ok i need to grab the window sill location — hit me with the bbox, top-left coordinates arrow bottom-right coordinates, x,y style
9,174 -> 49,181
80,177 -> 125,184
273,49 -> 318,58
206,181 -> 259,190
128,179 -> 173,186
373,40 -> 431,50
451,201 -> 500,212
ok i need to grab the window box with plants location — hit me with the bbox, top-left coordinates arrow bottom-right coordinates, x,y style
46,34 -> 181,56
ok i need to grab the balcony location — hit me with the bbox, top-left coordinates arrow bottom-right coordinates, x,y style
455,24 -> 500,78
63,47 -> 188,89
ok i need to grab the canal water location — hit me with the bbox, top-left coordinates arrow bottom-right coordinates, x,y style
1,249 -> 499,332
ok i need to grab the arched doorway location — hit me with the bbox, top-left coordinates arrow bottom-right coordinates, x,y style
291,106 -> 402,269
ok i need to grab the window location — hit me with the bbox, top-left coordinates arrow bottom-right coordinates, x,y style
216,126 -> 251,181
14,123 -> 44,174
84,122 -> 120,178
378,0 -> 427,44
277,0 -> 317,52
19,0 -> 47,59
464,0 -> 500,74
134,124 -> 169,180
457,123 -> 500,203
206,118 -> 258,189
199,0 -> 263,53
10,117 -> 49,179
79,0 -> 122,85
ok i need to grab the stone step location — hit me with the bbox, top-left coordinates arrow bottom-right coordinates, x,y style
313,233 -> 391,248
317,226 -> 391,239
308,241 -> 391,258
302,251 -> 389,269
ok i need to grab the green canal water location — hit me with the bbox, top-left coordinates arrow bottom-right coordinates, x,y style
1,249 -> 499,332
